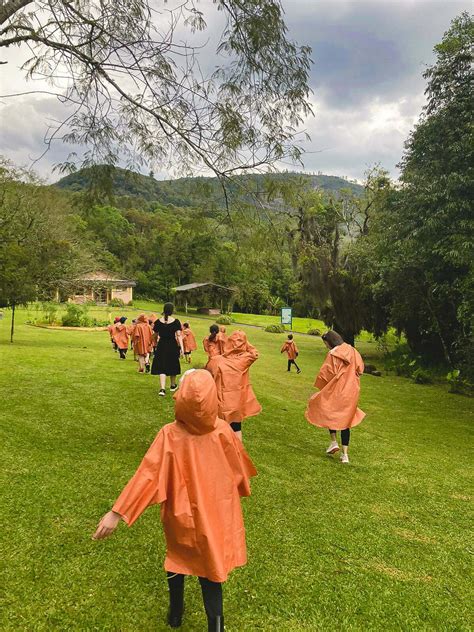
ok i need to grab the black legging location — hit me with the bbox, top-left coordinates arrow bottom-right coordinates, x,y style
329,428 -> 350,446
287,359 -> 300,371
167,572 -> 223,618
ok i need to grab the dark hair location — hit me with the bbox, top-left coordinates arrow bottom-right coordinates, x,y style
119,316 -> 127,324
209,324 -> 219,341
288,334 -> 293,340
183,322 -> 189,328
163,302 -> 174,322
322,330 -> 344,348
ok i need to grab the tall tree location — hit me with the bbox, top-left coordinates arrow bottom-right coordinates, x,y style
368,12 -> 473,369
0,159 -> 91,341
0,1 -> 312,180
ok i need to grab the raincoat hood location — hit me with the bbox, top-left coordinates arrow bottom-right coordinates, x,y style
119,316 -> 127,324
137,313 -> 147,323
224,330 -> 250,356
174,369 -> 218,435
330,342 -> 356,364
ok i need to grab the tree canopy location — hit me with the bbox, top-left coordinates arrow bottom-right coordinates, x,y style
0,0 -> 313,179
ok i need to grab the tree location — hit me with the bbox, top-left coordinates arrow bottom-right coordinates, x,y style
366,12 -> 473,370
0,159 -> 91,341
266,170 -> 389,345
0,1 -> 312,181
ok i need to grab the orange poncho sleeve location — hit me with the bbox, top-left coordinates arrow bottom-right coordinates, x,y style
112,431 -> 170,526
315,354 -> 337,390
219,429 -> 257,497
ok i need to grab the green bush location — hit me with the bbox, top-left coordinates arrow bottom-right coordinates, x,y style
265,324 -> 286,333
108,298 -> 125,307
307,328 -> 321,336
411,368 -> 433,384
216,315 -> 233,325
41,301 -> 59,325
61,304 -> 92,327
446,370 -> 472,395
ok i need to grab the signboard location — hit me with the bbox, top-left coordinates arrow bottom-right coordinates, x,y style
281,307 -> 292,328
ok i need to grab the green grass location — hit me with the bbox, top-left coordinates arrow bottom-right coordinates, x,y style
1,306 -> 472,631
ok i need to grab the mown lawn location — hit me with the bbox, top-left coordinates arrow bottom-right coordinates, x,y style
1,306 -> 472,631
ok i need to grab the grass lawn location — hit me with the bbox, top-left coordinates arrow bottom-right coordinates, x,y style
1,306 -> 472,631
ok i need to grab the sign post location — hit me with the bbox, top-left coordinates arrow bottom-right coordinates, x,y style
281,306 -> 292,330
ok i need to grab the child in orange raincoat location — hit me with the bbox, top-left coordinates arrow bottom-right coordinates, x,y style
93,369 -> 257,631
281,334 -> 301,373
182,322 -> 197,363
133,314 -> 153,373
206,331 -> 261,442
203,324 -> 222,362
305,330 -> 365,464
113,316 -> 129,359
107,317 -> 120,351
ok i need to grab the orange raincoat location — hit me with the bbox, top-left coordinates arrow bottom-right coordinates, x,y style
206,331 -> 261,423
281,340 -> 298,360
305,342 -> 365,430
106,324 -> 115,340
112,370 -> 257,583
183,328 -> 197,353
203,335 -> 222,360
133,314 -> 153,356
113,323 -> 129,350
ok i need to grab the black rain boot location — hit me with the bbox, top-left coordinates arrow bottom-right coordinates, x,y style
207,615 -> 224,631
167,610 -> 183,628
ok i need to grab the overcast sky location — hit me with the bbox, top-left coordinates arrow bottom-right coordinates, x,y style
0,0 -> 470,182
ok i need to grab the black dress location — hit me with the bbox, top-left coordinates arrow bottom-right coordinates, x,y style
151,319 -> 182,376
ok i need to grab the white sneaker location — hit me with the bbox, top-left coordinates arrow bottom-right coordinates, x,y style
326,441 -> 340,455
170,384 -> 178,392
158,388 -> 166,397
340,453 -> 350,464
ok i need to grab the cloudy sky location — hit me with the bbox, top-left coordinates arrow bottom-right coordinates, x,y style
0,0 -> 470,182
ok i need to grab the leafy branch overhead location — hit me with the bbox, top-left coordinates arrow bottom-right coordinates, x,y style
0,0 -> 313,178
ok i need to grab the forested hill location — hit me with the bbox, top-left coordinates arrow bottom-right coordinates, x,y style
54,166 -> 363,207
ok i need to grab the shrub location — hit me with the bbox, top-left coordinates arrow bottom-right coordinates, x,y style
307,328 -> 321,336
108,298 -> 125,307
446,370 -> 472,395
127,301 -> 134,306
41,301 -> 59,325
61,304 -> 92,327
411,368 -> 433,384
265,324 -> 286,333
216,315 -> 233,325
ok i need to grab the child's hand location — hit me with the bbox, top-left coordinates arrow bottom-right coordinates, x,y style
92,510 -> 121,540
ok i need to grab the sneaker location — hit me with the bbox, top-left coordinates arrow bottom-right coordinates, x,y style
326,441 -> 339,455
170,384 -> 178,392
297,369 -> 301,374
145,364 -> 150,373
158,389 -> 166,397
340,453 -> 350,464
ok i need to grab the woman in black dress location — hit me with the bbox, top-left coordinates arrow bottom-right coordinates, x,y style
151,302 -> 184,396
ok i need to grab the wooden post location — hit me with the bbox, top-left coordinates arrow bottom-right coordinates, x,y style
10,303 -> 15,343
185,298 -> 188,314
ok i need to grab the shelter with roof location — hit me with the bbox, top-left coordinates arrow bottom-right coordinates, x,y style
66,272 -> 136,305
173,282 -> 235,314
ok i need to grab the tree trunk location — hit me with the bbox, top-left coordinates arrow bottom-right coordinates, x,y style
10,303 -> 15,343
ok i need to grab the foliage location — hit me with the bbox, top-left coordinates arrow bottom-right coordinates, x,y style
0,159 -> 92,340
363,13 -> 473,374
55,167 -> 363,206
0,1 -> 312,179
307,328 -> 321,336
108,298 -> 125,308
265,323 -> 286,333
41,302 -> 59,325
215,315 -> 234,325
446,370 -> 472,396
61,304 -> 91,327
